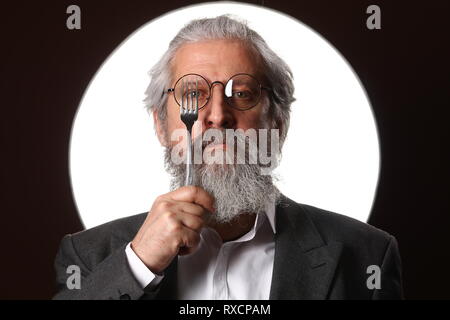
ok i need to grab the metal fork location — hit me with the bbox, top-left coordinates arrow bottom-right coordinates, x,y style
180,78 -> 199,185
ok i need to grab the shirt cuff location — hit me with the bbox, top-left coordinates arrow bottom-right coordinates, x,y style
125,242 -> 164,289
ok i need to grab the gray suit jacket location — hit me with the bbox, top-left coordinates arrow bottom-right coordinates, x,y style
53,196 -> 403,300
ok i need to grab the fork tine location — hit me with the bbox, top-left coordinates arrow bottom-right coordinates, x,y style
185,78 -> 188,112
188,78 -> 191,112
190,78 -> 194,112
195,77 -> 198,112
190,78 -> 193,112
180,78 -> 184,112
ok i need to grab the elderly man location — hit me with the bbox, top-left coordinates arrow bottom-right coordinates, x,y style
53,15 -> 403,300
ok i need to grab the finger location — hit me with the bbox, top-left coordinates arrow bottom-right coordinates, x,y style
176,202 -> 207,217
176,212 -> 204,232
177,227 -> 201,255
165,186 -> 215,213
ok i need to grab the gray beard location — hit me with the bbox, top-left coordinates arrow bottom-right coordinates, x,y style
164,148 -> 280,224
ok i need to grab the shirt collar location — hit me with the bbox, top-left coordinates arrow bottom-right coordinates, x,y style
228,202 -> 276,243
235,198 -> 277,241
201,198 -> 277,243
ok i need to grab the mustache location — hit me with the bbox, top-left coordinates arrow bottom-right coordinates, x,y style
193,128 -> 253,151
166,127 -> 279,173
193,129 -> 226,151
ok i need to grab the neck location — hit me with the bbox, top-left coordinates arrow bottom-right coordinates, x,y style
208,213 -> 257,242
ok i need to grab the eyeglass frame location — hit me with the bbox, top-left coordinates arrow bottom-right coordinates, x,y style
164,73 -> 271,111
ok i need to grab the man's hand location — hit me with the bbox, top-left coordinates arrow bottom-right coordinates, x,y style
131,186 -> 215,274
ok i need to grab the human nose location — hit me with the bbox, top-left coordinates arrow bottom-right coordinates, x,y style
200,83 -> 236,130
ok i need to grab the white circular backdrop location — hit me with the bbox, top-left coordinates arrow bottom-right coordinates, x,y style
70,2 -> 380,229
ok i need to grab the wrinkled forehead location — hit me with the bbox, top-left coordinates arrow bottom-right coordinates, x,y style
170,39 -> 265,84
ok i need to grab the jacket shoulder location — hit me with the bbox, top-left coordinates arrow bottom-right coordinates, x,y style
305,204 -> 390,240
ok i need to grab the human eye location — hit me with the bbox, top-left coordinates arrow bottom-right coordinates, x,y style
232,90 -> 252,99
183,89 -> 208,101
184,90 -> 200,98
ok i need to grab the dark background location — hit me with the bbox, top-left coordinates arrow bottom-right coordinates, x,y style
1,0 -> 449,299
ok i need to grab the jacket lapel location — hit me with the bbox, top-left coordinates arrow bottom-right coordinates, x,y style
269,197 -> 343,300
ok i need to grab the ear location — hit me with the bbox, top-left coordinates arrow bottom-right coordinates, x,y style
153,110 -> 167,146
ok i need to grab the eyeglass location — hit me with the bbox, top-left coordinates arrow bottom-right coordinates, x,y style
165,73 -> 270,111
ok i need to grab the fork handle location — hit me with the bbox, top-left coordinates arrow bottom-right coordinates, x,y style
185,130 -> 194,186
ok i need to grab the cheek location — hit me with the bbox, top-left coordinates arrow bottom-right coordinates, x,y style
234,107 -> 265,129
166,102 -> 184,128
165,102 -> 187,145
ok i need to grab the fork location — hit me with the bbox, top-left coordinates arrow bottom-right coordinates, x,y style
180,78 -> 199,186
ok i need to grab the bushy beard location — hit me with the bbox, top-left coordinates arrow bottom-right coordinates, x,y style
163,130 -> 281,224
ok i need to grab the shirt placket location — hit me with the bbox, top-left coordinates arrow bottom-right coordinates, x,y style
212,242 -> 233,300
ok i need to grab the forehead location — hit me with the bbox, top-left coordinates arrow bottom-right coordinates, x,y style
171,39 -> 262,82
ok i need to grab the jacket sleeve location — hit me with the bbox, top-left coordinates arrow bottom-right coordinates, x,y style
52,234 -> 159,300
371,235 -> 404,300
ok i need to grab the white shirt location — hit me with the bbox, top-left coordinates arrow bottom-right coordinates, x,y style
125,201 -> 276,300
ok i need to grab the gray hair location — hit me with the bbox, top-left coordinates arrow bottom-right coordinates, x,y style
144,14 -> 295,145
